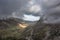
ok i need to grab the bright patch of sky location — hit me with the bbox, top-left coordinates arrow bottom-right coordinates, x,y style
22,14 -> 40,21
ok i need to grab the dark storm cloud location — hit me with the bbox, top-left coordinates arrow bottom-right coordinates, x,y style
40,0 -> 60,24
0,0 -> 28,18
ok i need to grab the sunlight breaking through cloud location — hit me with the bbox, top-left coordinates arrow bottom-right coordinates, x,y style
29,5 -> 41,13
18,23 -> 29,28
27,0 -> 41,13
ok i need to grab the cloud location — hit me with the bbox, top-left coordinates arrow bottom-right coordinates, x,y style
41,0 -> 60,24
0,0 -> 28,18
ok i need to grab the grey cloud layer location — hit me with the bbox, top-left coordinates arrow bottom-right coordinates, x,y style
41,0 -> 60,24
0,0 -> 28,18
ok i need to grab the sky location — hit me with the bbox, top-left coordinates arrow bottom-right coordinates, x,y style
0,0 -> 41,22
0,0 -> 60,24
